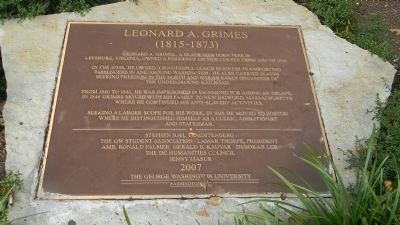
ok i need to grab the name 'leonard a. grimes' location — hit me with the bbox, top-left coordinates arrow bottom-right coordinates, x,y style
124,28 -> 249,40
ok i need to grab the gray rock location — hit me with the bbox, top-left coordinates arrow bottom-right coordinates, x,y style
0,0 -> 396,224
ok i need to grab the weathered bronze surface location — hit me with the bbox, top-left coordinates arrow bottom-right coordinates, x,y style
38,22 -> 330,199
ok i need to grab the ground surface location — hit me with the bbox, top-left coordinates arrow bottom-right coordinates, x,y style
357,1 -> 400,90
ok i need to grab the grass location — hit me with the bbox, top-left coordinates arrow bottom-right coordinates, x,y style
374,90 -> 400,181
0,171 -> 22,225
123,206 -> 132,225
0,171 -> 45,225
233,129 -> 400,225
306,0 -> 357,35
347,14 -> 397,61
0,0 -> 135,21
348,90 -> 400,183
305,0 -> 397,61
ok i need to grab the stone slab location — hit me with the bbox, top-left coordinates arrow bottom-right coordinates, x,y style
0,0 -> 396,224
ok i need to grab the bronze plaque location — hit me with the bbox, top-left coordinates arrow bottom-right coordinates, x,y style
38,22 -> 330,199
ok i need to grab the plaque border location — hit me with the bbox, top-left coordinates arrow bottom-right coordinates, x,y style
37,21 -> 332,200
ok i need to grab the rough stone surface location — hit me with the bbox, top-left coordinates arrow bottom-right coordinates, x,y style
0,0 -> 396,224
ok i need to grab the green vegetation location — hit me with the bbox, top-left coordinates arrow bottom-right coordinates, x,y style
374,90 -> 400,181
307,0 -> 357,34
347,14 -> 396,61
0,171 -> 22,225
351,90 -> 400,183
123,206 -> 132,225
0,0 -> 128,21
347,90 -> 400,182
305,0 -> 397,61
234,132 -> 400,225
1,0 -> 87,20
